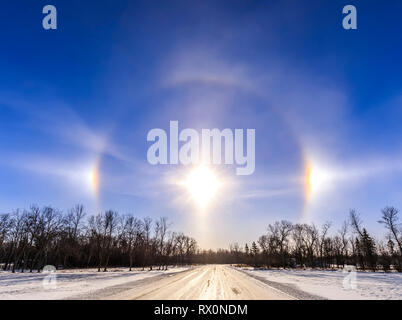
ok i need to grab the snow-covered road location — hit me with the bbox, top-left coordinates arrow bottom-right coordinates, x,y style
108,265 -> 295,300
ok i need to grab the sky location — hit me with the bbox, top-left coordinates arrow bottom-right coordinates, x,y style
0,0 -> 402,248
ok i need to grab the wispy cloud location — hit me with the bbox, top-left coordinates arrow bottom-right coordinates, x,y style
0,95 -> 130,162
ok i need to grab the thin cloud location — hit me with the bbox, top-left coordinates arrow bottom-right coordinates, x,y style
0,95 -> 131,162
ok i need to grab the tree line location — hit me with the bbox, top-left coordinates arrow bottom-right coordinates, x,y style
213,207 -> 401,272
1,205 -> 401,272
0,205 -> 196,273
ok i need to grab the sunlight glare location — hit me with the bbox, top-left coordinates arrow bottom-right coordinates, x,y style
185,165 -> 220,208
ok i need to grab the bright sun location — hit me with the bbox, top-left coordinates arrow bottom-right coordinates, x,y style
185,165 -> 220,208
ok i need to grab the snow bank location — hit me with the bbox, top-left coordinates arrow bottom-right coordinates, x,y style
0,267 -> 190,300
240,268 -> 402,300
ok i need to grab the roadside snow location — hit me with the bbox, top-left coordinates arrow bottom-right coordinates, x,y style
240,268 -> 402,300
0,267 -> 190,300
2,266 -> 400,300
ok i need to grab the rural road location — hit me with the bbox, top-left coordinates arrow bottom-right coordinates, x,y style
107,265 -> 295,300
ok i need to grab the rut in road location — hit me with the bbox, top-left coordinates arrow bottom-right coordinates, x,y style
107,265 -> 295,300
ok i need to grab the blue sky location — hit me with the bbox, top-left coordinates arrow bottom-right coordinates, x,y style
0,0 -> 402,248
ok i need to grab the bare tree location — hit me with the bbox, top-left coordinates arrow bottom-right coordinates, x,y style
338,221 -> 349,266
0,214 -> 12,266
302,224 -> 319,267
229,242 -> 242,265
155,217 -> 170,270
292,224 -> 305,267
59,205 -> 86,268
122,214 -> 142,271
379,207 -> 402,258
319,222 -> 332,268
350,209 -> 363,237
269,220 -> 293,268
102,210 -> 119,272
142,217 -> 152,270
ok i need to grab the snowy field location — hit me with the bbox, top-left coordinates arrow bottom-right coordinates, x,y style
1,266 -> 401,300
0,267 -> 190,300
240,268 -> 402,300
